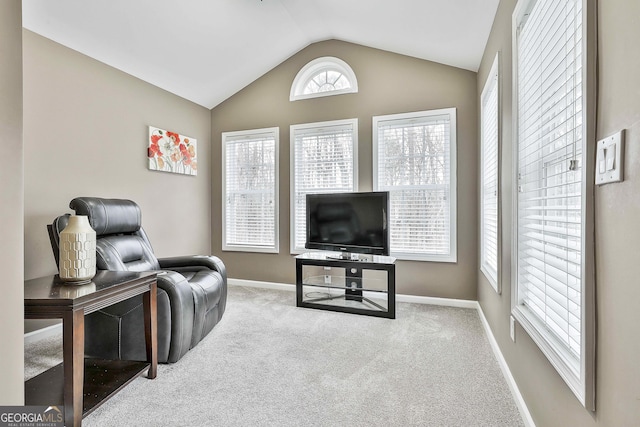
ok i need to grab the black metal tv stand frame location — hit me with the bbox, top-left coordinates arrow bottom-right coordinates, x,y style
295,252 -> 396,319
325,251 -> 353,261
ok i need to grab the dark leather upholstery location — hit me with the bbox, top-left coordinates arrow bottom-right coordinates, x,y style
48,197 -> 227,363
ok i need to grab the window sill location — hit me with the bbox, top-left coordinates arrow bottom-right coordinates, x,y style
222,245 -> 279,254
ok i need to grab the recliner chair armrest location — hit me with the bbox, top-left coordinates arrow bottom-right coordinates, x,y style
155,270 -> 196,363
158,255 -> 227,283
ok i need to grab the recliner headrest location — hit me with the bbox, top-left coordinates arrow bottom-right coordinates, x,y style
70,197 -> 142,236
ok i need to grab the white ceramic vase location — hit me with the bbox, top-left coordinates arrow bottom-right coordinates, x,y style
59,215 -> 97,284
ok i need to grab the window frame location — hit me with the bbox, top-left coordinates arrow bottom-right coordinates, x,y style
511,0 -> 596,409
290,57 -> 358,101
221,127 -> 280,254
372,108 -> 457,262
290,118 -> 359,254
480,52 -> 501,293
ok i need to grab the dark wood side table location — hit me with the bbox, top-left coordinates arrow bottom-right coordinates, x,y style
24,270 -> 158,427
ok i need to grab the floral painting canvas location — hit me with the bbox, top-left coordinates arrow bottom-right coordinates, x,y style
148,126 -> 197,176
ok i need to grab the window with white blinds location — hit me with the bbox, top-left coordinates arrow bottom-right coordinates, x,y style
373,109 -> 457,262
481,54 -> 500,292
513,0 -> 594,408
222,128 -> 279,253
290,119 -> 358,252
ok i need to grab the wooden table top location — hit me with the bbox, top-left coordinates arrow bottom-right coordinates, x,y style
24,270 -> 157,313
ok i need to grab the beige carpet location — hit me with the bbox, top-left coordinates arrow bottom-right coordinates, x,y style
25,285 -> 524,426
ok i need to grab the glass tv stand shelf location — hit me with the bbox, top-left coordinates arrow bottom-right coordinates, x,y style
295,252 -> 396,319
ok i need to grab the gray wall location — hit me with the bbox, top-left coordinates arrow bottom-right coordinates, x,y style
211,40 -> 479,300
477,0 -> 640,425
0,0 -> 24,404
23,31 -> 213,331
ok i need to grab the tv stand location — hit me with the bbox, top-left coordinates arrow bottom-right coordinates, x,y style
326,252 -> 355,261
295,252 -> 395,319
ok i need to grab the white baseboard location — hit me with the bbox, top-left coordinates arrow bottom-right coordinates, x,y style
394,293 -> 477,309
24,323 -> 62,345
229,278 -> 295,292
230,277 -> 534,426
228,278 -> 478,309
477,305 -> 536,427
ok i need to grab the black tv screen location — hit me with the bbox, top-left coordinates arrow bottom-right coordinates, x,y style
305,191 -> 389,256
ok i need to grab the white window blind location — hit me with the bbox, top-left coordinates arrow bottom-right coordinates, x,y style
373,109 -> 457,262
513,0 -> 594,408
290,119 -> 357,252
222,128 -> 279,253
481,54 -> 500,291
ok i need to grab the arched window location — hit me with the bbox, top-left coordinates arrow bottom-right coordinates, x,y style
290,57 -> 358,101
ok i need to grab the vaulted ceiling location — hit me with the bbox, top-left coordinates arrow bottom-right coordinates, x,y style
22,0 -> 500,109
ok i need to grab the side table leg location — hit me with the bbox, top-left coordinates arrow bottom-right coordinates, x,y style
143,283 -> 158,379
62,309 -> 84,427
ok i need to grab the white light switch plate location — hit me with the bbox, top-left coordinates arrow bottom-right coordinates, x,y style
596,130 -> 624,185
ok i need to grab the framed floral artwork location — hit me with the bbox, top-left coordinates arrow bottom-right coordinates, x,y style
148,126 -> 197,176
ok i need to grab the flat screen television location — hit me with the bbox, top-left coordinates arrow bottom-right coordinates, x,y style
305,191 -> 389,257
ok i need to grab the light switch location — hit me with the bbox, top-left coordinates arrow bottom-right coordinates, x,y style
596,130 -> 624,185
605,146 -> 616,171
598,147 -> 606,174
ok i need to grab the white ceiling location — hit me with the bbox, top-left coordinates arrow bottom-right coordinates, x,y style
22,0 -> 500,109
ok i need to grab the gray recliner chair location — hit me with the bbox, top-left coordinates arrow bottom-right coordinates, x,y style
48,197 -> 227,363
